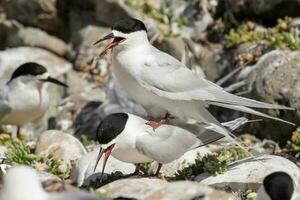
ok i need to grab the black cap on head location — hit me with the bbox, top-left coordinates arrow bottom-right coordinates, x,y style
96,113 -> 129,144
9,62 -> 47,81
264,172 -> 294,200
112,18 -> 147,33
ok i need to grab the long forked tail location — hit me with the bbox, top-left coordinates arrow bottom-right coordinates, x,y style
209,102 -> 295,126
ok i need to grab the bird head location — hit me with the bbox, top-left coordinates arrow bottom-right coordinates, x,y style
93,113 -> 129,174
93,18 -> 148,56
256,171 -> 295,200
6,62 -> 68,88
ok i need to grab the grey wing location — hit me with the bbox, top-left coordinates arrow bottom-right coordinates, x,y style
139,53 -> 292,109
135,125 -> 201,163
136,49 -> 294,125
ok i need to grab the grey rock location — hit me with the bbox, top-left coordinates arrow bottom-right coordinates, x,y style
64,70 -> 105,101
98,178 -> 234,200
71,25 -> 110,70
95,0 -> 131,25
74,101 -> 102,140
0,47 -> 72,78
196,155 -> 300,192
71,148 -> 135,186
239,50 -> 300,141
225,0 -> 300,21
2,0 -> 65,36
6,26 -> 70,56
35,130 -> 87,164
153,37 -> 185,60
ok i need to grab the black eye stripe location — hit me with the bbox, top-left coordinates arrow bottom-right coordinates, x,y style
112,18 -> 147,33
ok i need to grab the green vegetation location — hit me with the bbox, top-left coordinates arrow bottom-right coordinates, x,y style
287,127 -> 300,159
225,17 -> 300,50
79,135 -> 97,150
85,171 -> 124,189
139,162 -> 151,174
124,0 -> 187,37
174,146 -> 250,180
4,140 -> 71,180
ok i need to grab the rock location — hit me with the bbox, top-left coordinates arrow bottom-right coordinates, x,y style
2,0 -> 66,36
1,166 -> 102,200
98,178 -> 234,200
71,147 -> 135,186
73,101 -> 103,140
35,130 -> 87,164
95,0 -> 131,25
0,47 -> 72,78
71,25 -> 110,70
238,50 -> 300,142
196,155 -> 300,192
149,146 -> 211,177
65,70 -> 106,101
224,0 -> 300,22
153,37 -> 185,60
6,26 -> 70,56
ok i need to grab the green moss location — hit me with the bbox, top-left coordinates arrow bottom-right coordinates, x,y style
174,146 -> 250,180
5,140 -> 38,165
5,140 -> 71,180
225,17 -> 300,50
139,162 -> 152,174
287,127 -> 300,159
124,0 -> 186,37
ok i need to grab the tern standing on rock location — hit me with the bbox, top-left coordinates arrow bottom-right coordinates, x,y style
93,113 -> 251,177
0,62 -> 68,138
94,18 -> 294,140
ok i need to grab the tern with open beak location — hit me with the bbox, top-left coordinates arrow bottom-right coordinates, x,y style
94,17 -> 294,142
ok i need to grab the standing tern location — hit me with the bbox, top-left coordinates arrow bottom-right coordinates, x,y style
93,113 -> 251,177
94,18 -> 294,140
0,62 -> 68,138
256,171 -> 300,200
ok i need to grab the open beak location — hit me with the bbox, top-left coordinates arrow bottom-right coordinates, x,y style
93,143 -> 116,176
42,76 -> 68,88
93,33 -> 125,56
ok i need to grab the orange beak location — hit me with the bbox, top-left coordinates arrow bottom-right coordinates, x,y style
93,143 -> 116,177
93,33 -> 125,56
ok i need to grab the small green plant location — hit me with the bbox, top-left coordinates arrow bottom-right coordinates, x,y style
124,0 -> 186,37
5,140 -> 38,165
225,17 -> 300,50
5,140 -> 71,180
287,127 -> 300,159
174,146 -> 250,180
139,162 -> 152,174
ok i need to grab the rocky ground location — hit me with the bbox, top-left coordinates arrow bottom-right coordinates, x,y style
0,0 -> 300,200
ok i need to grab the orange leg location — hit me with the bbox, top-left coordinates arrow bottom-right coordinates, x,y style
146,112 -> 171,130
